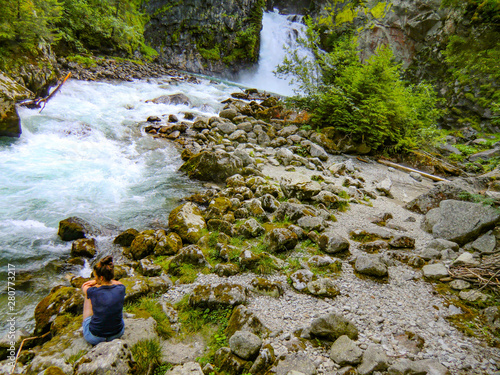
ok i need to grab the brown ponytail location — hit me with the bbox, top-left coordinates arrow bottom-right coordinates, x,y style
94,255 -> 114,282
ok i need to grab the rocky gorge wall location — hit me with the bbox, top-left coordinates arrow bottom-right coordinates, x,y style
144,0 -> 266,76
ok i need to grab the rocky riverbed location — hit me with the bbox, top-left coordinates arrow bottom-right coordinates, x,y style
2,71 -> 500,375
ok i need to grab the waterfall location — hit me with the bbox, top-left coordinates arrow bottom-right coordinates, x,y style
237,10 -> 312,96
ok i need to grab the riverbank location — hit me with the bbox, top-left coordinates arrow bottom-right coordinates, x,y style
3,73 -> 500,374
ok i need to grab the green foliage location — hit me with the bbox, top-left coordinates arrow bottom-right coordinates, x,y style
278,25 -> 441,152
130,339 -> 162,375
125,296 -> 174,338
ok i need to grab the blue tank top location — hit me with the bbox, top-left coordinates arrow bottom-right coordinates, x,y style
87,284 -> 125,337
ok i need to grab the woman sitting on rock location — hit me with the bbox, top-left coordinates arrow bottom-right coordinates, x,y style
81,256 -> 126,345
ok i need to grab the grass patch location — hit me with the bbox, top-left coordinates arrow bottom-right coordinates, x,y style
130,339 -> 162,375
125,296 -> 174,339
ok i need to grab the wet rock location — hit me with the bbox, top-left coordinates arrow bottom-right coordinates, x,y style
58,217 -> 92,241
423,200 -> 500,245
168,202 -> 207,243
357,344 -> 389,375
180,151 -> 243,183
355,254 -> 388,277
113,228 -> 139,247
318,233 -> 350,254
229,330 -> 262,360
74,340 -> 133,375
266,228 -> 298,253
1,72 -> 33,137
70,238 -> 96,258
148,93 -> 191,106
422,263 -> 449,279
189,284 -> 248,308
329,335 -> 363,366
225,305 -> 270,339
302,313 -> 358,341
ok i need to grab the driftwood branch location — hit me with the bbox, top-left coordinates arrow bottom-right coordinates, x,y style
19,72 -> 71,113
377,159 -> 450,182
10,331 -> 50,374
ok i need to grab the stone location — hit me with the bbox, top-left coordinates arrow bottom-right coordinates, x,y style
389,235 -> 415,249
225,305 -> 270,339
449,279 -> 471,290
304,313 -> 358,341
470,232 -> 497,254
58,217 -> 91,241
376,178 -> 393,197
261,193 -> 280,212
249,344 -> 275,374
405,182 -> 471,214
422,263 -> 449,279
219,108 -> 239,121
189,283 -> 248,308
121,317 -> 159,347
113,228 -> 139,247
138,258 -> 163,276
179,151 -> 243,183
168,202 -> 207,243
120,276 -> 150,302
357,344 -> 389,375
74,340 -> 133,375
290,269 -> 314,291
359,240 -> 388,253
213,347 -> 250,374
129,230 -> 157,260
154,231 -> 183,256
309,143 -> 329,161
207,219 -> 234,237
148,93 -> 191,106
318,233 -> 350,254
161,339 -> 205,365
281,179 -> 322,201
275,353 -> 317,375
482,306 -> 500,335
238,218 -> 265,238
168,245 -> 209,274
251,277 -> 283,298
423,200 -> 500,245
388,358 -> 451,375
70,238 -> 96,258
355,254 -> 388,277
297,216 -> 326,232
34,286 -> 84,335
0,72 -> 33,137
419,247 -> 441,261
427,239 -> 459,252
229,330 -> 262,361
329,335 -> 363,366
409,172 -> 423,182
165,362 -> 204,375
459,290 -> 489,303
266,228 -> 298,253
307,278 -> 340,298
452,252 -> 480,267
215,263 -> 240,277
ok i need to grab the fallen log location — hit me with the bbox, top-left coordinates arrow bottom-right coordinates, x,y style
377,159 -> 450,182
19,72 -> 71,113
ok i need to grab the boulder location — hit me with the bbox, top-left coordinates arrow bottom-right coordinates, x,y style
129,230 -> 157,260
121,317 -> 159,347
165,362 -> 204,375
168,202 -> 207,243
297,216 -> 326,232
281,179 -> 322,201
189,284 -> 248,308
357,344 -> 389,375
405,182 -> 470,214
307,278 -> 340,298
329,335 -> 363,366
74,340 -> 133,375
355,254 -> 389,277
426,238 -> 459,252
215,263 -> 240,277
34,286 -> 84,335
168,245 -> 209,274
290,269 -> 314,291
58,217 -> 92,241
120,276 -> 150,302
389,235 -> 415,249
238,218 -> 265,238
180,151 -> 243,182
225,305 -> 270,339
229,330 -> 262,361
113,228 -> 139,247
274,353 -> 317,375
249,344 -> 275,374
148,93 -> 191,106
0,71 -> 33,137
154,231 -> 183,256
266,228 -> 298,253
261,193 -> 280,212
70,238 -> 96,258
273,202 -> 316,223
388,358 -> 451,375
250,277 -> 283,298
422,200 -> 500,245
318,233 -> 350,254
213,347 -> 251,375
138,258 -> 163,276
302,313 -> 358,341
470,231 -> 497,254
422,263 -> 449,279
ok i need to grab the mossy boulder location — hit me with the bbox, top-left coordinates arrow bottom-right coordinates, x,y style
318,233 -> 350,254
58,217 -> 92,241
168,202 -> 206,244
179,151 -> 243,183
189,283 -> 248,309
0,71 -> 33,137
154,230 -> 183,256
119,276 -> 150,302
205,197 -> 233,220
34,286 -> 84,335
70,238 -> 96,258
214,347 -> 251,375
266,228 -> 298,253
129,230 -> 157,260
225,305 -> 270,339
303,313 -> 358,341
113,228 -> 139,247
237,218 -> 265,238
168,244 -> 210,275
307,278 -> 340,298
250,277 -> 283,298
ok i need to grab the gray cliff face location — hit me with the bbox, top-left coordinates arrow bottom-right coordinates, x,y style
144,0 -> 265,76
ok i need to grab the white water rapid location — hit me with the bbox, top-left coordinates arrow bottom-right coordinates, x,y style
0,10 -> 309,334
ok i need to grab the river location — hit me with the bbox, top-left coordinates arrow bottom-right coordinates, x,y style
0,10 -> 309,335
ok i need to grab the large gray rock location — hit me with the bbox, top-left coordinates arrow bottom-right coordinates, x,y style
422,263 -> 449,279
225,305 -> 270,338
121,317 -> 158,347
266,228 -> 298,253
179,151 -> 243,183
357,344 -> 389,375
168,245 -> 210,274
74,340 -> 134,375
318,233 -> 350,254
405,182 -> 470,214
302,313 -> 358,341
355,254 -> 388,277
238,218 -> 265,238
229,330 -> 262,360
0,71 -> 33,137
329,335 -> 363,366
470,231 -> 497,254
422,200 -> 500,245
168,202 -> 207,243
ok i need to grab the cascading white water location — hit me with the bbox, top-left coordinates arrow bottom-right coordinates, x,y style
237,10 -> 312,96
